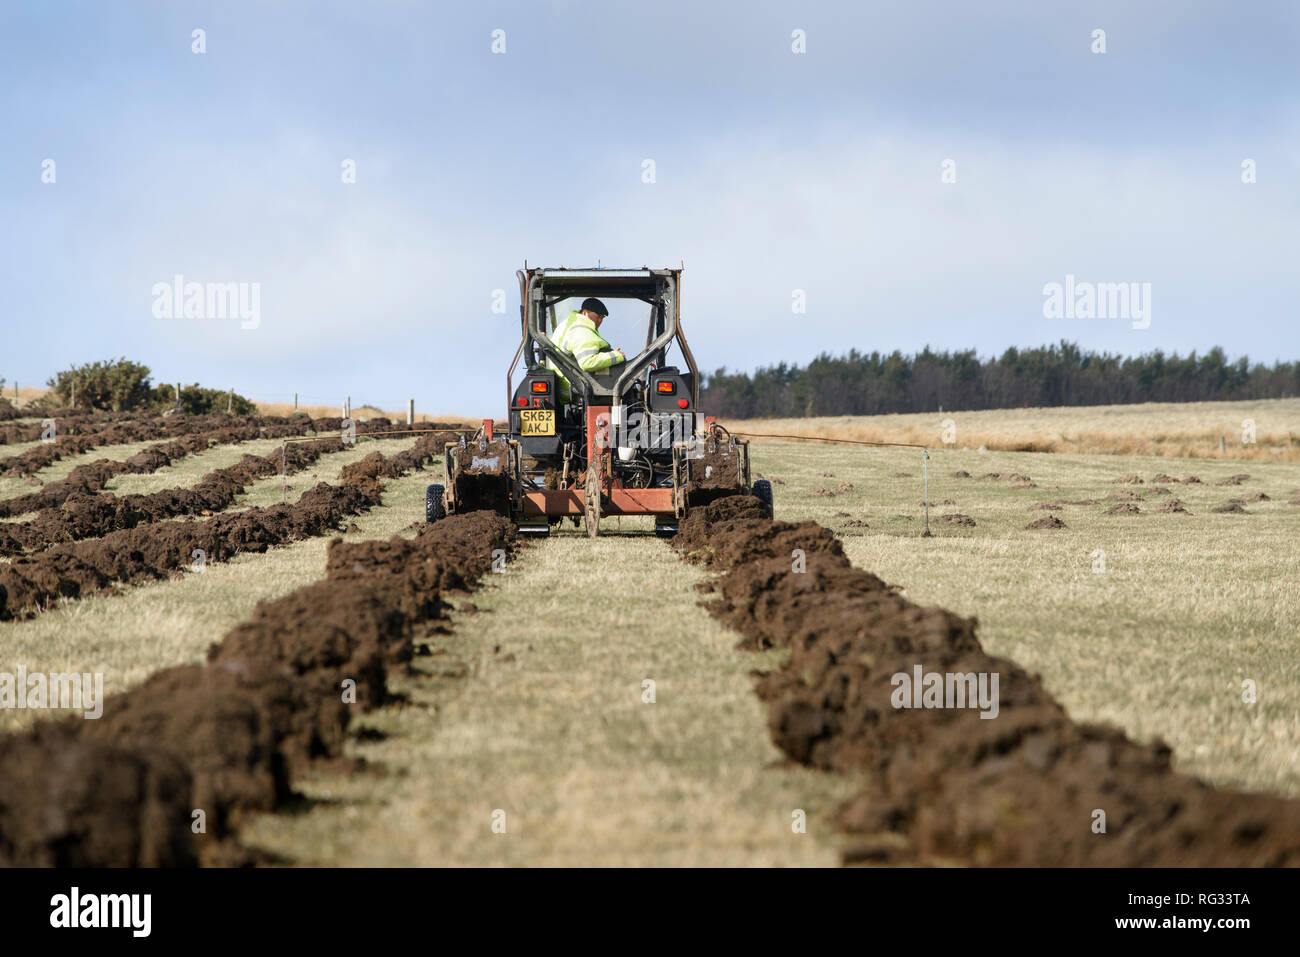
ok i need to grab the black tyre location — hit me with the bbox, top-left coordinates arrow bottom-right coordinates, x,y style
425,483 -> 447,523
752,479 -> 774,519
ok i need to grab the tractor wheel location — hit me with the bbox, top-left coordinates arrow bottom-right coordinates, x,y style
752,479 -> 774,519
425,483 -> 447,523
583,467 -> 601,538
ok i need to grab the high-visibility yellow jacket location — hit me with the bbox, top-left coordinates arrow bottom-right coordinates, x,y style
546,310 -> 622,400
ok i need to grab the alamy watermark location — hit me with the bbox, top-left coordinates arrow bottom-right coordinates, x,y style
891,665 -> 999,719
152,275 -> 260,329
1042,274 -> 1150,329
0,666 -> 103,719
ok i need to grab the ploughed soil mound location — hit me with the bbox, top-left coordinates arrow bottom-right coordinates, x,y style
1105,503 -> 1141,515
1146,485 -> 1173,495
981,472 -> 1032,483
0,437 -> 515,864
1212,501 -> 1247,513
683,441 -> 749,508
0,411 -> 325,478
1216,474 -> 1250,486
811,482 -> 855,497
1152,473 -> 1178,484
1025,515 -> 1067,529
950,470 -> 971,478
451,438 -> 512,514
0,437 -> 347,555
0,434 -> 445,620
1158,500 -> 1191,514
1105,490 -> 1144,502
941,513 -> 976,527
0,481 -> 378,619
672,495 -> 1300,866
1029,503 -> 1064,511
0,721 -> 195,866
1112,474 -> 1144,484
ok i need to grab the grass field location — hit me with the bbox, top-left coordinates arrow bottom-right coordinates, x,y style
2,399 -> 1297,864
243,437 -> 1299,864
753,440 -> 1300,797
724,396 -> 1300,460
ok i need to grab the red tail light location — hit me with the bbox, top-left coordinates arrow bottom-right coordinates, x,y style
677,398 -> 689,409
516,396 -> 528,407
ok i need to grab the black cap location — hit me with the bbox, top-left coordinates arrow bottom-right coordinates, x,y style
580,297 -> 609,317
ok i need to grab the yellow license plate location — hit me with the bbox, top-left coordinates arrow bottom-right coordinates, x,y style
520,409 -> 555,436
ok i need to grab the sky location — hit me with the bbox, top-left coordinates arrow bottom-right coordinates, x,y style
2,1 -> 1298,415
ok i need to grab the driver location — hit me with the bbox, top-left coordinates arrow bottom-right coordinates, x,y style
547,297 -> 626,403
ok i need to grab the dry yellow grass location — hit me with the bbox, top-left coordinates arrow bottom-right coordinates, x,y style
0,385 -> 48,409
252,400 -> 482,424
724,397 -> 1300,461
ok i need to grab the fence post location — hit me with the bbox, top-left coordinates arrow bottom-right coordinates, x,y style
922,449 -> 932,537
294,393 -> 298,413
227,388 -> 233,414
70,380 -> 75,409
346,395 -> 351,418
175,382 -> 181,411
407,399 -> 414,426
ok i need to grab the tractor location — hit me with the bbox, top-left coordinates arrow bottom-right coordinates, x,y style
426,265 -> 773,536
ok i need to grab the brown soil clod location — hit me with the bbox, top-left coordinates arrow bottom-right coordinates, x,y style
1105,503 -> 1141,515
1216,474 -> 1251,486
1026,515 -> 1068,529
0,468 -> 517,866
1105,490 -> 1144,502
450,439 -> 513,515
1112,474 -> 1145,484
1159,500 -> 1191,514
682,443 -> 748,508
670,494 -> 1300,867
941,513 -> 976,527
1211,502 -> 1247,513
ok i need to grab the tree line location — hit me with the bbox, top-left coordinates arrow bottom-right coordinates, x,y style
699,342 -> 1300,417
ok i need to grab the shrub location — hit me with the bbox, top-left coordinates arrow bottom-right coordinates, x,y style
151,383 -> 257,415
46,358 -> 152,411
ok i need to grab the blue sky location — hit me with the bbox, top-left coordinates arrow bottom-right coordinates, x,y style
3,1 -> 1297,414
